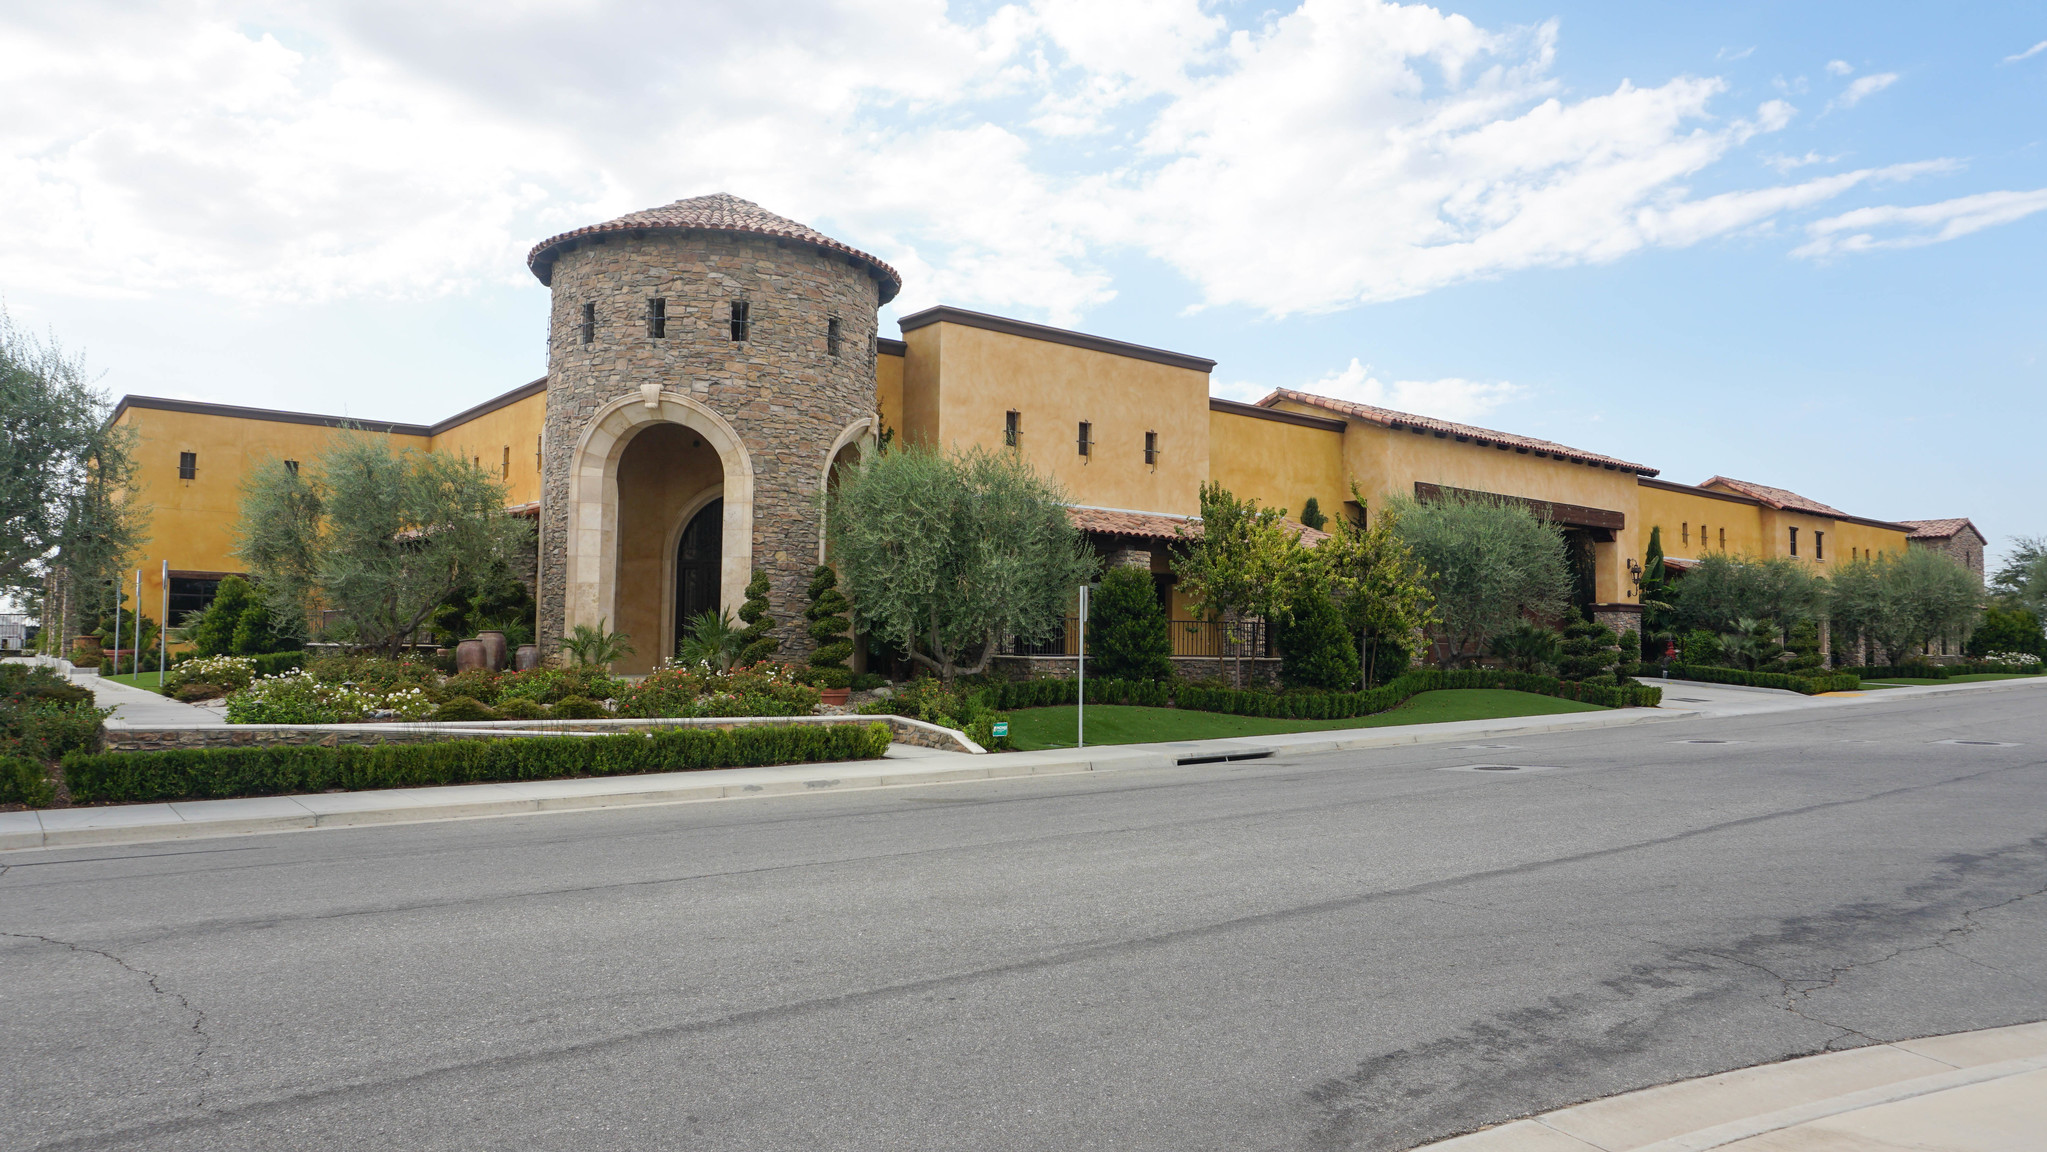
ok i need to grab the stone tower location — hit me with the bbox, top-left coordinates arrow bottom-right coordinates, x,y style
526,194 -> 901,673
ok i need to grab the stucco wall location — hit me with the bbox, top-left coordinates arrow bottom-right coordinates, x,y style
875,348 -> 905,442
1206,408 -> 1349,525
1636,480 -> 1910,574
428,389 -> 548,506
907,321 -> 1211,517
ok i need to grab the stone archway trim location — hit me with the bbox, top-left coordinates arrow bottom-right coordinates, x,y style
565,392 -> 755,640
816,414 -> 877,563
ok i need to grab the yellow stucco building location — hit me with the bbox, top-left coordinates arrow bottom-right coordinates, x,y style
103,193 -> 1958,671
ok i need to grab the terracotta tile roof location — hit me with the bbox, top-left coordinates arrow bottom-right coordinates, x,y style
1260,389 -> 1658,476
1065,504 -> 1330,545
526,193 -> 902,302
1698,477 -> 1848,517
1901,518 -> 1980,540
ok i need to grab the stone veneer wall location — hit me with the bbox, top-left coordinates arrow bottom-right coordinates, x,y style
538,231 -> 882,660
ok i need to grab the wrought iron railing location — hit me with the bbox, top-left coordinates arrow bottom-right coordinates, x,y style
1005,618 -> 1272,658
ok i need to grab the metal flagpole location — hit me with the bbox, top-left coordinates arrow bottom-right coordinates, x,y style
112,579 -> 122,680
1076,584 -> 1089,750
133,569 -> 142,680
159,561 -> 169,688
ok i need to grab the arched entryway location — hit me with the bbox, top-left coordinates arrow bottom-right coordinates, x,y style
674,498 -> 723,642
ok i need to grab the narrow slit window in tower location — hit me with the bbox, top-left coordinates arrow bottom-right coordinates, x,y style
647,298 -> 666,338
827,317 -> 842,357
580,302 -> 595,344
729,301 -> 750,341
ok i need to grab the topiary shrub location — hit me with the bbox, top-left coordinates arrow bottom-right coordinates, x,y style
494,697 -> 549,720
430,696 -> 501,723
805,566 -> 854,672
551,695 -> 608,720
738,570 -> 780,666
1272,587 -> 1360,690
1300,497 -> 1328,531
1087,565 -> 1174,682
1557,618 -> 1621,684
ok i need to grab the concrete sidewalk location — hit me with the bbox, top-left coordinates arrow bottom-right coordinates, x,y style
3,655 -> 227,725
1415,1020 -> 2047,1151
0,702 -> 1688,853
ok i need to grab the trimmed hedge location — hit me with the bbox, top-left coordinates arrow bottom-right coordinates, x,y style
62,722 -> 894,805
980,669 -> 1660,721
1841,662 -> 2043,680
0,755 -> 55,808
1663,665 -> 1860,694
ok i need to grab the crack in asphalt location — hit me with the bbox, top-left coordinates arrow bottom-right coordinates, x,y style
3,932 -> 212,1102
1294,834 -> 2047,1151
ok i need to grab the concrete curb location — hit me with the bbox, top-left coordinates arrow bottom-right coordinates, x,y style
0,705 -> 1695,853
1412,1020 -> 2047,1151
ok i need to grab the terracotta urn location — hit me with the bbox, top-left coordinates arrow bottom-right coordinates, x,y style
514,644 -> 541,671
477,630 -> 509,671
455,638 -> 487,672
819,687 -> 852,706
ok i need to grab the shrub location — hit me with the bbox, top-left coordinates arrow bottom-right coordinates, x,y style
737,569 -> 780,666
1273,588 -> 1360,690
1967,608 -> 2044,659
1088,565 -> 1174,682
551,696 -> 608,720
1616,629 -> 1642,678
852,673 -> 888,691
63,722 -> 897,804
224,670 -> 348,724
305,653 -> 436,693
1663,664 -> 1860,694
185,575 -> 300,655
0,666 -> 109,766
1679,629 -> 1722,667
251,651 -> 307,678
1490,622 -> 1562,674
494,697 -> 549,720
166,655 -> 257,694
613,662 -> 818,719
1557,619 -> 1621,684
174,682 -> 228,703
0,755 -> 55,808
806,565 -> 854,671
440,667 -> 504,704
431,696 -> 502,723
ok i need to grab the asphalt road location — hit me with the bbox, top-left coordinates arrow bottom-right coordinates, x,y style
4,686 -> 2045,1151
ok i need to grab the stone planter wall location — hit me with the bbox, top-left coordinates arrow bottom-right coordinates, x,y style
101,713 -> 981,755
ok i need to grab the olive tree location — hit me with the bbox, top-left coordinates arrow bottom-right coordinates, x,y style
826,444 -> 1096,684
236,432 -> 532,656
1173,482 -> 1302,687
0,310 -> 146,627
1319,496 -> 1436,687
1674,553 -> 1823,637
1387,492 -> 1571,667
1828,548 -> 1982,664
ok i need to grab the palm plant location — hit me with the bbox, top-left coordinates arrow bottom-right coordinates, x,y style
1489,620 -> 1562,674
678,608 -> 746,672
559,619 -> 634,667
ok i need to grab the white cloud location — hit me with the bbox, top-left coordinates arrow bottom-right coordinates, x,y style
1215,358 -> 1522,424
1717,46 -> 1755,62
1763,150 -> 1840,173
2005,40 -> 2047,64
1828,71 -> 1898,110
1824,59 -> 1854,76
1793,187 -> 2047,257
0,1 -> 1989,324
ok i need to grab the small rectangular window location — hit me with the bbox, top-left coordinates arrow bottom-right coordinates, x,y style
580,302 -> 596,344
502,446 -> 511,478
178,451 -> 196,481
1681,522 -> 1689,546
1699,523 -> 1707,549
1077,421 -> 1093,457
646,298 -> 666,338
1788,526 -> 1799,556
1144,430 -> 1158,465
1004,410 -> 1021,448
1719,527 -> 1726,549
1814,530 -> 1824,560
729,300 -> 750,341
827,317 -> 842,357
283,459 -> 299,477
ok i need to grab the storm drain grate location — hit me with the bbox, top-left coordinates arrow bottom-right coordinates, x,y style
1677,739 -> 1741,744
1437,764 -> 1563,774
1177,749 -> 1275,766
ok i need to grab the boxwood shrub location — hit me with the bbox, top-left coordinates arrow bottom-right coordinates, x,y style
1662,664 -> 1860,694
973,668 -> 1659,721
63,721 -> 893,805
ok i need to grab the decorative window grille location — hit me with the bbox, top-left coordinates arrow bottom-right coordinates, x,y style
1004,411 -> 1021,447
729,301 -> 750,341
1814,531 -> 1824,560
283,460 -> 298,476
646,298 -> 666,338
827,317 -> 842,357
178,452 -> 197,481
580,302 -> 596,344
1788,527 -> 1799,556
1143,430 -> 1159,465
1077,421 -> 1093,457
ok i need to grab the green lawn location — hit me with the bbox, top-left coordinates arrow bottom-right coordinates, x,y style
1006,689 -> 1608,751
1862,672 -> 2036,686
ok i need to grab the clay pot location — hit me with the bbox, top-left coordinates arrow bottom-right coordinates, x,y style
819,687 -> 852,706
477,630 -> 509,671
514,644 -> 540,672
455,638 -> 487,672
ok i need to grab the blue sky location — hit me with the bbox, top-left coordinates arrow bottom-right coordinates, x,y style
3,0 -> 2042,561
